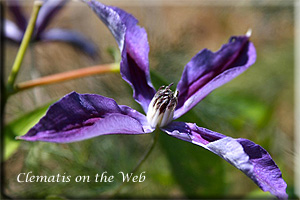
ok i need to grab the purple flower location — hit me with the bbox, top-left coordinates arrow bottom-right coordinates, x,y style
18,1 -> 288,198
4,0 -> 97,56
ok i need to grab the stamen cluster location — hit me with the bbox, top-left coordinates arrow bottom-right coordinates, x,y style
147,83 -> 178,128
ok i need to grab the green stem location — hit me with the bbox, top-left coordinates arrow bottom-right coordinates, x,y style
111,130 -> 160,197
6,1 -> 43,92
131,130 -> 159,174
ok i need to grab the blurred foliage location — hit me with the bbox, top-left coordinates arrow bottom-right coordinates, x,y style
158,123 -> 225,197
3,1 -> 296,199
4,102 -> 53,160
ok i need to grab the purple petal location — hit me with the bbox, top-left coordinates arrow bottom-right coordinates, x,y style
162,122 -> 288,199
18,92 -> 150,143
174,35 -> 256,119
35,0 -> 68,36
39,28 -> 98,56
4,20 -> 23,43
85,0 -> 156,113
7,0 -> 28,32
119,105 -> 154,133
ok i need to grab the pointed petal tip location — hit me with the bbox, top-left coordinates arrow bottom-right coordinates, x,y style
246,29 -> 252,37
15,134 -> 34,141
15,135 -> 34,141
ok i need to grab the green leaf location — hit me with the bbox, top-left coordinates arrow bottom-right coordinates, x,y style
204,91 -> 273,130
244,188 -> 273,198
106,46 -> 121,63
4,102 -> 53,160
159,132 -> 225,197
45,195 -> 67,200
150,70 -> 169,89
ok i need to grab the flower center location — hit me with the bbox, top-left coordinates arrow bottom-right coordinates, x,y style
147,83 -> 178,128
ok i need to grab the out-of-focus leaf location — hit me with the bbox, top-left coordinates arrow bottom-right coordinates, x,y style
45,195 -> 67,200
106,46 -> 121,62
244,188 -> 273,198
196,91 -> 273,132
286,186 -> 298,199
4,102 -> 53,160
150,70 -> 169,89
214,92 -> 273,129
159,131 -> 225,197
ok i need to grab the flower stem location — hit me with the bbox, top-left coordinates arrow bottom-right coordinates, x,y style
111,130 -> 160,197
6,1 -> 43,91
131,130 -> 159,174
14,63 -> 119,93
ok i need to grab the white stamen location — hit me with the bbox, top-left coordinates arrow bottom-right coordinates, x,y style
147,84 -> 178,128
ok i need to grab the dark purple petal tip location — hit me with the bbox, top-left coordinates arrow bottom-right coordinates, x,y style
18,92 -> 150,143
162,122 -> 288,199
174,35 -> 256,119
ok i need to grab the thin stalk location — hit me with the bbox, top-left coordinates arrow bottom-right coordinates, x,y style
14,63 -> 119,93
6,1 -> 43,90
111,130 -> 160,197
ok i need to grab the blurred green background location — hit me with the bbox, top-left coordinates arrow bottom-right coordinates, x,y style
3,0 -> 296,198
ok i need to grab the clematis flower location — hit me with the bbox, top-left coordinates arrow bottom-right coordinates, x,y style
4,0 -> 97,56
18,0 -> 288,198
